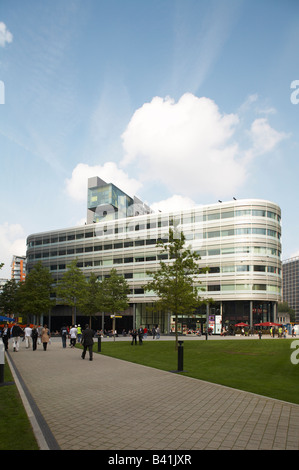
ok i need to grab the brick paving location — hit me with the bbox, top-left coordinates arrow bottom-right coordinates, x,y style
5,337 -> 299,451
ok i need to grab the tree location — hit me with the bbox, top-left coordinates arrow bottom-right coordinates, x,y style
145,228 -> 208,349
0,279 -> 20,318
56,260 -> 87,325
278,301 -> 295,323
77,273 -> 103,327
18,262 -> 54,323
100,268 -> 130,341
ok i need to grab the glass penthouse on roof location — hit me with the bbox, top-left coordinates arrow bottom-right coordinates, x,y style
26,177 -> 282,334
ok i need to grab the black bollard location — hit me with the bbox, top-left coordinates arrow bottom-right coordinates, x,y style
178,340 -> 184,372
0,339 -> 4,384
98,336 -> 101,352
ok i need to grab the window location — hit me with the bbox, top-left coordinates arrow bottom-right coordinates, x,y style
222,265 -> 234,273
253,284 -> 267,290
221,211 -> 234,219
208,266 -> 220,273
207,212 -> 220,220
252,228 -> 266,235
208,285 -> 220,291
113,243 -> 122,249
252,210 -> 266,217
254,265 -> 266,272
237,265 -> 250,272
208,231 -> 220,238
221,229 -> 235,237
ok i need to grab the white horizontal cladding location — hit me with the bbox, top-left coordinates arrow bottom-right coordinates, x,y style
200,291 -> 281,302
26,198 -> 282,295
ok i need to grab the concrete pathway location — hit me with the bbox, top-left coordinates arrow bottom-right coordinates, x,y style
5,336 -> 299,451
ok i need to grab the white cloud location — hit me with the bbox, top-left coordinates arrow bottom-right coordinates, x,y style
65,162 -> 143,202
0,223 -> 26,279
150,195 -> 197,213
121,93 -> 245,198
121,93 -> 288,199
245,118 -> 289,161
0,22 -> 13,47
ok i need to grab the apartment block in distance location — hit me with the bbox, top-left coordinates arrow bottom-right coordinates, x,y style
11,255 -> 26,282
26,176 -> 282,333
282,256 -> 299,323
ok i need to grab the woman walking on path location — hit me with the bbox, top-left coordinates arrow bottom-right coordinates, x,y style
41,325 -> 50,351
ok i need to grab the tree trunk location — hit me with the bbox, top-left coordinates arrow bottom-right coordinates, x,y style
175,313 -> 178,350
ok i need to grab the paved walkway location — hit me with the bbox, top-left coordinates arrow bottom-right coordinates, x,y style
5,337 -> 299,451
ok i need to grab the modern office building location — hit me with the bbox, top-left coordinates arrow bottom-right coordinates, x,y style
26,177 -> 282,333
282,256 -> 299,323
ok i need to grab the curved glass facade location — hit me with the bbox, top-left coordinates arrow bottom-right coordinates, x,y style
26,198 -> 282,333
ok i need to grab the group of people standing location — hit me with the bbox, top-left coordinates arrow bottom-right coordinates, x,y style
60,324 -> 94,360
130,325 -> 160,345
60,324 -> 82,348
0,322 -> 94,361
0,323 -> 51,351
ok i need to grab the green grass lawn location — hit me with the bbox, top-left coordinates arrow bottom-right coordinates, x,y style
0,365 -> 39,450
90,338 -> 299,404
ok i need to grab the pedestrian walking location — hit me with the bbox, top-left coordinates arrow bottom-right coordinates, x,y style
258,329 -> 262,339
77,324 -> 82,343
2,325 -> 10,350
156,326 -> 161,339
69,325 -> 77,348
81,324 -> 94,361
60,324 -> 68,348
131,328 -> 137,345
11,323 -> 24,352
24,324 -> 32,349
37,324 -> 43,345
138,326 -> 144,345
41,325 -> 50,351
152,326 -> 156,339
292,327 -> 296,337
31,326 -> 38,350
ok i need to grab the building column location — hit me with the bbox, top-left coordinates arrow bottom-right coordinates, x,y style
250,301 -> 253,331
273,302 -> 277,322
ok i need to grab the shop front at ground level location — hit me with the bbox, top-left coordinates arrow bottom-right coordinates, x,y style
33,300 -> 278,335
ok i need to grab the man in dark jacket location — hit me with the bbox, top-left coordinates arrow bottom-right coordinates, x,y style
11,323 -> 24,352
81,324 -> 94,361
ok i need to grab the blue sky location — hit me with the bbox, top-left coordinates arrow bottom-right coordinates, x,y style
0,0 -> 299,278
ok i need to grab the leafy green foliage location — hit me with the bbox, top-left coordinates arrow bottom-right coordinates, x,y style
145,228 -> 209,348
17,262 -> 55,320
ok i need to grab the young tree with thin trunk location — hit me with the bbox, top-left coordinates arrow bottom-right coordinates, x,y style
145,228 -> 208,349
17,262 -> 54,323
100,268 -> 130,342
56,260 -> 87,325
